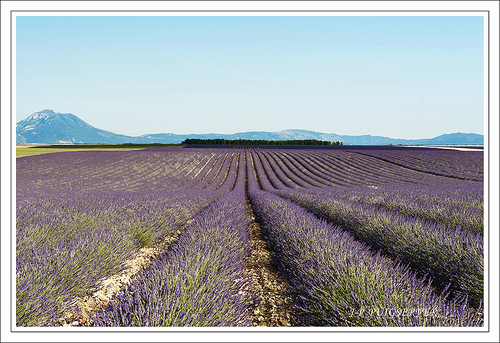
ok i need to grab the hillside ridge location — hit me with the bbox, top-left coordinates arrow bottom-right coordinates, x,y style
16,110 -> 484,145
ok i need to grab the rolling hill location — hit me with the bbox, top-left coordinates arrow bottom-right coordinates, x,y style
16,110 -> 484,145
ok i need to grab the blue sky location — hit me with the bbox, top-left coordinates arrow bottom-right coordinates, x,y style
16,15 -> 485,138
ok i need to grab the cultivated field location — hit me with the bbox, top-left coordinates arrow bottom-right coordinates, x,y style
15,144 -> 179,158
15,146 -> 484,327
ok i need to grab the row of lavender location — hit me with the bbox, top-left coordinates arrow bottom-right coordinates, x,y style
91,189 -> 254,326
17,147 -> 481,195
16,148 -> 243,194
16,149 -> 246,326
17,148 -> 203,193
90,151 -> 252,326
251,148 -> 483,309
250,149 -> 484,306
248,148 -> 480,189
245,151 -> 483,326
16,189 -> 224,326
81,149 -> 483,326
17,146 -> 484,326
249,148 -> 483,239
273,189 -> 484,308
300,184 -> 484,235
356,149 -> 483,181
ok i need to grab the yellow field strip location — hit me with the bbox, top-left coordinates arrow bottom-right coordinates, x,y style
17,147 -> 150,158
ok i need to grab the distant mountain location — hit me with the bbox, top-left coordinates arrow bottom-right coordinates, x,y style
16,110 -> 484,146
420,132 -> 485,145
136,129 -> 344,144
16,109 -> 134,144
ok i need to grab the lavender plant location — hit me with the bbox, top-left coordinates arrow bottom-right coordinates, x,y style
16,189 -> 222,326
356,149 -> 483,181
91,190 -> 254,327
248,188 -> 483,326
16,146 -> 485,327
275,189 -> 484,307
16,148 -> 236,327
323,184 -> 484,235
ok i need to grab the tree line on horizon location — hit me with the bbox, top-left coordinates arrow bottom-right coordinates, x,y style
182,138 -> 343,146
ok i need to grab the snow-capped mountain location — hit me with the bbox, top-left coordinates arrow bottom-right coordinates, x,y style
16,109 -> 132,144
16,110 -> 484,145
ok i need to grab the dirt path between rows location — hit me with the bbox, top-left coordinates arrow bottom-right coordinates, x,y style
58,223 -> 189,327
59,151 -> 293,327
244,152 -> 295,327
245,202 -> 295,327
60,205 -> 294,327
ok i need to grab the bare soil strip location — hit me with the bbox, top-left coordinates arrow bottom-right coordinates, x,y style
406,145 -> 484,151
206,153 -> 229,187
229,152 -> 241,191
217,152 -> 235,189
59,150 -> 293,327
58,223 -> 190,327
190,152 -> 218,179
244,153 -> 295,327
184,153 -> 213,177
245,204 -> 295,327
248,151 -> 262,189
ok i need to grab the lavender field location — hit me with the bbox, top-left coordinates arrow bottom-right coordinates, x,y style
16,146 -> 484,327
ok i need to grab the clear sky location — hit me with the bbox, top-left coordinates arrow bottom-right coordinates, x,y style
16,15 -> 484,139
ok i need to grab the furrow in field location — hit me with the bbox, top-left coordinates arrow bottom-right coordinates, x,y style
250,150 -> 284,191
244,152 -> 294,326
338,151 -> 459,186
191,152 -> 228,189
275,189 -> 484,307
259,151 -> 305,189
312,151 -> 413,186
292,151 -> 365,187
264,151 -> 317,188
229,152 -> 241,191
204,151 -> 238,190
294,152 -> 363,187
160,151 -> 209,175
274,151 -> 340,188
172,152 -> 216,185
289,151 -> 354,187
166,152 -> 221,190
353,151 -> 483,182
226,152 -> 245,192
283,150 -> 363,188
216,152 -> 235,190
248,151 -> 262,190
139,151 -> 209,188
205,152 -> 231,189
59,222 -> 191,326
257,151 -> 301,189
160,151 -> 212,184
